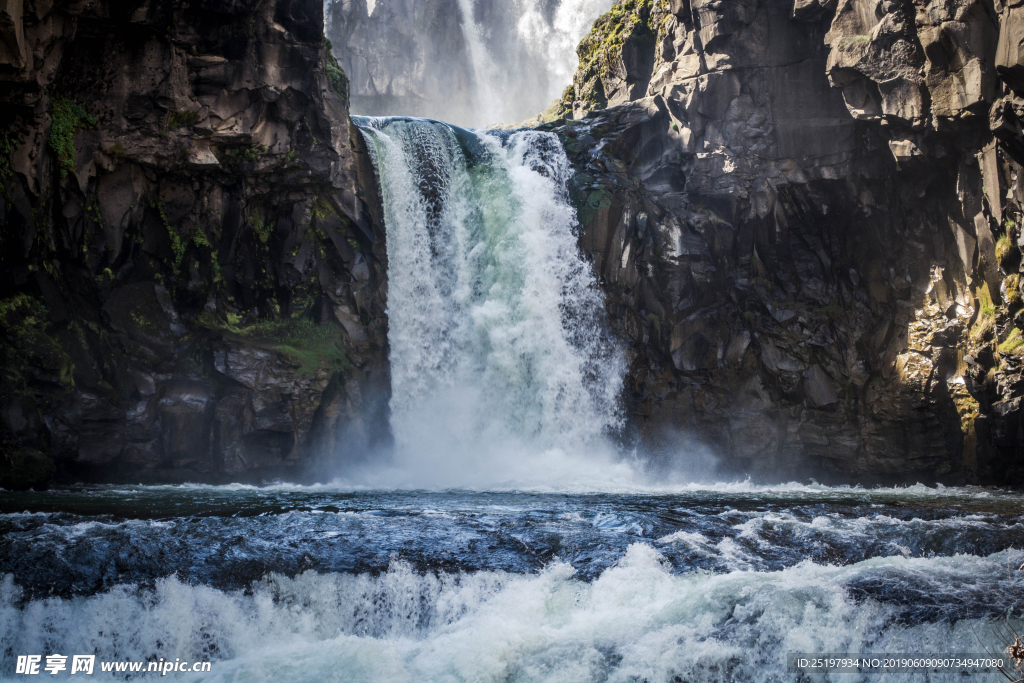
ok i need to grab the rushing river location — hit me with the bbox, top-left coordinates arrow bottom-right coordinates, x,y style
1,483 -> 1023,681
3,117 -> 1022,682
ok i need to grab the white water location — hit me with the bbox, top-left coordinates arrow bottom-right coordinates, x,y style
355,118 -> 626,489
3,545 -> 1020,682
454,0 -> 615,126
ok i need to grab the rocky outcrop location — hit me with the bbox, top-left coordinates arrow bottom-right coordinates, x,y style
0,0 -> 389,488
549,0 -> 1024,484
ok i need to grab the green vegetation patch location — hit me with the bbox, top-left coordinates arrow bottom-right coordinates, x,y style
563,0 -> 660,117
49,95 -> 96,178
971,283 -> 996,341
996,233 -> 1017,270
167,110 -> 200,130
0,294 -> 75,389
325,48 -> 349,104
207,314 -> 350,377
1007,274 -> 1021,309
999,327 -> 1024,356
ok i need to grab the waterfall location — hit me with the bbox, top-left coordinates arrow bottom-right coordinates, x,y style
329,0 -> 616,128
453,0 -> 616,125
354,117 -> 628,487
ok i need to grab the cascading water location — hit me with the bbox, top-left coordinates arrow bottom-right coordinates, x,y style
453,0 -> 614,125
353,117 -> 629,488
329,0 -> 616,127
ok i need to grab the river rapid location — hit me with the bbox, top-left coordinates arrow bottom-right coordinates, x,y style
1,483 -> 1023,681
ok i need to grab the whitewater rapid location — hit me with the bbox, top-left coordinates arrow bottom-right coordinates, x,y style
2,485 -> 1023,682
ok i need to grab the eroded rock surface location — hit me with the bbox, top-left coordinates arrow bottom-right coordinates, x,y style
0,0 -> 388,487
549,0 -> 1024,484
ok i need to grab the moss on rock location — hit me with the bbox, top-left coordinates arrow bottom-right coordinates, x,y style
562,0 -> 662,118
49,95 -> 96,178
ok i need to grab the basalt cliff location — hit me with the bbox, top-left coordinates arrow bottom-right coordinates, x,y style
2,0 -> 1024,489
0,0 -> 389,488
549,0 -> 1024,484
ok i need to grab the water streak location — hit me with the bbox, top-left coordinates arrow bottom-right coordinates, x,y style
355,117 -> 625,488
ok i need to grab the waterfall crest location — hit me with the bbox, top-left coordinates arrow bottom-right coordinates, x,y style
354,117 -> 627,487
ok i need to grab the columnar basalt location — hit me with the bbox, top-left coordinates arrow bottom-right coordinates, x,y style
550,0 -> 1023,484
0,0 -> 389,488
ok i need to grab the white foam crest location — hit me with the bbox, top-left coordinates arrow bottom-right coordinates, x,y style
28,480 -> 1024,499
2,548 -> 1021,682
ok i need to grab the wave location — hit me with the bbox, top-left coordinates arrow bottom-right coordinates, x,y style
1,545 -> 1021,682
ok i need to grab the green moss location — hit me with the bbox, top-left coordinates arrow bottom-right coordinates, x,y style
996,233 -> 1017,269
646,312 -> 661,327
166,110 -> 200,130
129,308 -> 157,332
312,195 -> 338,221
971,283 -> 996,341
999,328 -> 1024,356
325,49 -> 349,104
151,200 -> 186,273
0,448 -> 55,491
216,144 -> 264,166
569,0 -> 660,117
49,95 -> 96,178
205,314 -> 350,377
0,294 -> 76,389
1007,274 -> 1022,309
249,211 -> 270,244
838,34 -> 871,49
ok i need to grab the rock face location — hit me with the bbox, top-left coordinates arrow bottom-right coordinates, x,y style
5,0 -> 1024,489
0,0 -> 389,488
547,0 -> 1024,484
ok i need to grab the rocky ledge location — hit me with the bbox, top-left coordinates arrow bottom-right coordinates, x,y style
0,0 -> 389,488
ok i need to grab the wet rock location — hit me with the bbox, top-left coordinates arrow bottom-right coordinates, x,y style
0,0 -> 390,486
0,447 -> 55,491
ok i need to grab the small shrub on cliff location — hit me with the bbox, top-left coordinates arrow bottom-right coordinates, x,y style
1007,274 -> 1022,309
997,234 -> 1019,271
49,95 -> 96,178
971,285 -> 997,341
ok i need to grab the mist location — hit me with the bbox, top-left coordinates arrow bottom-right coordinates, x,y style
327,0 -> 615,128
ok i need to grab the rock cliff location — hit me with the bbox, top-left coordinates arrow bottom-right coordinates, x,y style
5,0 -> 1024,489
547,0 -> 1024,484
0,0 -> 389,488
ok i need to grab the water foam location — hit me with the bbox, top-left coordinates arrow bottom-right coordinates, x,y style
2,546 -> 1020,682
